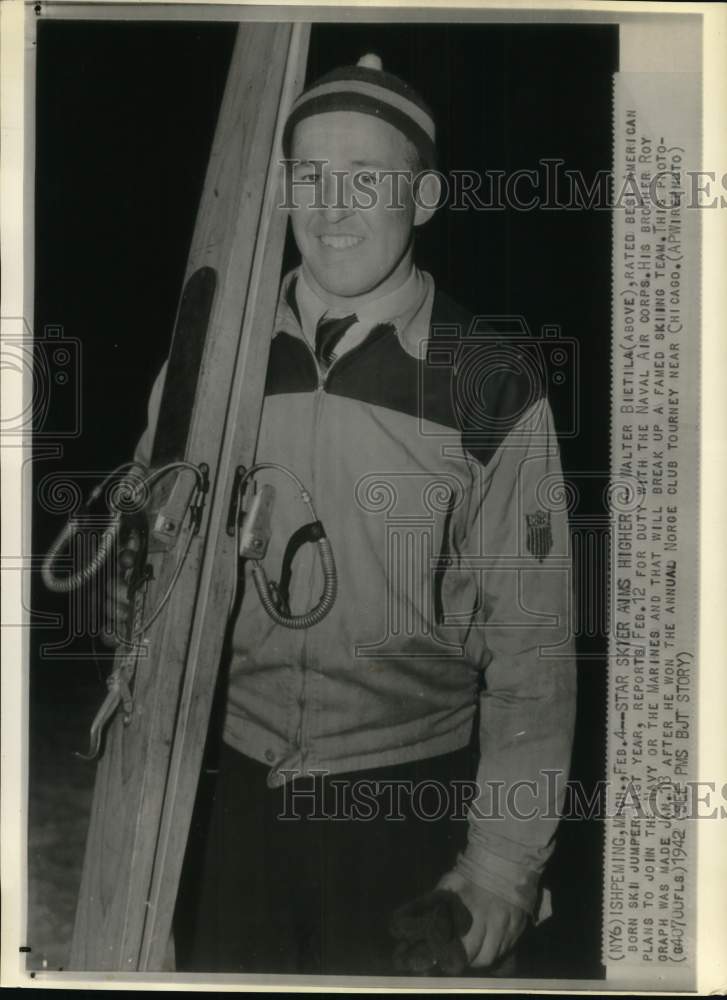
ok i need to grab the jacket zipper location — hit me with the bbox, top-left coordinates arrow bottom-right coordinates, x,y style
291,330 -> 389,765
297,337 -> 327,765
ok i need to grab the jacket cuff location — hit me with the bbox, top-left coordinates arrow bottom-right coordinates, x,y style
453,845 -> 542,916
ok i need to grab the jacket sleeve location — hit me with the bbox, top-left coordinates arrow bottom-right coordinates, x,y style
132,361 -> 168,468
454,396 -> 576,915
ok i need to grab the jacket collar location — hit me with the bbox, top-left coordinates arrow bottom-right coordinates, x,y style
274,266 -> 435,359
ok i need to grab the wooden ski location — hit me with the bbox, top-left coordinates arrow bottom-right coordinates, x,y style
69,21 -> 310,971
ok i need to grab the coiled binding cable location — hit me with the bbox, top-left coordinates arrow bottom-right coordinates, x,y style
232,463 -> 337,629
41,460 -> 207,628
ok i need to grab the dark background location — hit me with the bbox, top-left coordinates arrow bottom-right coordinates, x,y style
30,17 -> 616,976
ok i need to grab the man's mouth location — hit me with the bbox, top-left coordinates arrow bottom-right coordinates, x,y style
317,234 -> 364,250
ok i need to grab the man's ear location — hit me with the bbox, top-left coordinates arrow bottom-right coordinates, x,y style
413,171 -> 443,227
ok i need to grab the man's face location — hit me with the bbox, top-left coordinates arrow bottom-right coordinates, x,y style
288,111 -> 419,306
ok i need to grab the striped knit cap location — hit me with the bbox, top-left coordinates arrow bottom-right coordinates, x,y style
283,54 -> 437,170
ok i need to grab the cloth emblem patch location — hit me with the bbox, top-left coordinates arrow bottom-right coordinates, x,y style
526,509 -> 553,563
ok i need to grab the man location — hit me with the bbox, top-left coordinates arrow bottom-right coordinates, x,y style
116,55 -> 576,976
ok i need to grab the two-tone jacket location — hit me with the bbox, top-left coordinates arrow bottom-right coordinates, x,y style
135,267 -> 577,914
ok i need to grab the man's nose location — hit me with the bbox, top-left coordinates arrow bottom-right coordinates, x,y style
320,170 -> 355,221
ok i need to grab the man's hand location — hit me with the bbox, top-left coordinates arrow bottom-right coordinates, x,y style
101,536 -> 139,647
436,870 -> 528,969
389,874 -> 529,975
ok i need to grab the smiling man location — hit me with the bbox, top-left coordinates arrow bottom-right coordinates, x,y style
129,55 -> 576,977
286,112 -> 433,304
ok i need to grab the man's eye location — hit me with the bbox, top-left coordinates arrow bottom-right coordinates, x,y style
357,171 -> 378,186
294,170 -> 321,184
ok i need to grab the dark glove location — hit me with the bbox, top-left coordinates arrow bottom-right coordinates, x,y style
389,888 -> 473,975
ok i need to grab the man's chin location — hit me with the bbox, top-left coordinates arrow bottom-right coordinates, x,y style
311,270 -> 378,301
